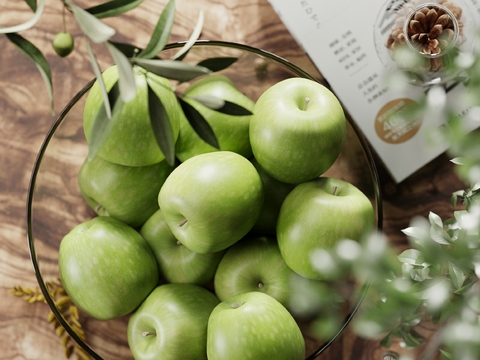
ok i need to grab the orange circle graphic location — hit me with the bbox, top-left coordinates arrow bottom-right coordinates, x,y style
375,98 -> 422,144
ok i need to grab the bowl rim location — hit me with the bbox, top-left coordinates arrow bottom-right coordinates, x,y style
26,39 -> 383,360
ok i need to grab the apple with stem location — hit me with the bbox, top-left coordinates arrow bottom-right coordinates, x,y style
207,291 -> 305,360
249,77 -> 346,184
140,209 -> 225,285
277,177 -> 375,280
78,155 -> 173,228
214,236 -> 307,310
83,65 -> 181,167
158,151 -> 264,254
128,283 -> 219,360
58,216 -> 159,320
175,74 -> 255,162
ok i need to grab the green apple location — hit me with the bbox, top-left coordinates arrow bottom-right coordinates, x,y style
249,158 -> 295,236
158,151 -> 264,254
83,65 -> 181,166
214,236 -> 303,309
207,291 -> 305,360
249,77 -> 346,184
127,283 -> 219,360
58,216 -> 159,320
277,177 -> 375,280
78,155 -> 174,228
175,74 -> 255,162
140,209 -> 225,285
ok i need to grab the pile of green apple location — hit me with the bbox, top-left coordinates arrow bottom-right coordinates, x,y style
58,65 -> 375,360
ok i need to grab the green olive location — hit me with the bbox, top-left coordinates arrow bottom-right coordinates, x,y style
52,32 -> 74,57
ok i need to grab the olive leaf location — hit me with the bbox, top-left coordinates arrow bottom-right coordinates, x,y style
215,100 -> 253,116
187,94 -> 252,115
197,57 -> 238,72
86,0 -> 144,19
147,85 -> 176,166
87,82 -> 124,161
67,0 -> 116,43
86,37 -> 111,119
178,97 -> 219,149
133,58 -> 211,82
0,0 -> 44,33
106,42 -> 136,102
137,0 -> 175,59
24,0 -> 37,12
5,32 -> 54,115
170,10 -> 204,61
108,41 -> 142,58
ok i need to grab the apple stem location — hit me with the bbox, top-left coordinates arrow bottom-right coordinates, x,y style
231,302 -> 245,309
258,282 -> 264,288
332,186 -> 338,196
176,240 -> 182,246
303,97 -> 310,111
142,331 -> 156,337
178,219 -> 188,227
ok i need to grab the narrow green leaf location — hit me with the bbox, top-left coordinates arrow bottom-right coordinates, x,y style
108,41 -> 142,58
187,94 -> 253,116
67,0 -> 116,43
5,32 -> 54,115
440,349 -> 453,360
0,0 -> 44,33
178,98 -> 219,149
133,58 -> 211,81
429,212 -> 444,228
189,95 -> 224,109
215,100 -> 253,116
106,42 -> 136,102
401,226 -> 426,239
409,328 -> 425,340
448,261 -> 465,290
379,332 -> 392,348
402,331 -> 423,347
429,212 -> 453,245
398,249 -> 424,265
88,82 -> 124,161
171,10 -> 204,60
25,0 -> 37,12
86,0 -> 144,19
453,276 -> 476,295
86,37 -> 111,118
197,57 -> 238,72
450,157 -> 467,165
471,181 -> 480,192
147,85 -> 176,166
138,0 -> 175,59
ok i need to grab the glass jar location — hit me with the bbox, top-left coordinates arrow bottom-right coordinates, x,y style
374,0 -> 479,87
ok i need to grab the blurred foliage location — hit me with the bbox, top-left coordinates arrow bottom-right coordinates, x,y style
297,31 -> 480,360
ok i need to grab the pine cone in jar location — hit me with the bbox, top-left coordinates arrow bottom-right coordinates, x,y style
385,0 -> 465,73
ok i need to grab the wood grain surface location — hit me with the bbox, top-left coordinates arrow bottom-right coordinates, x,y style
0,0 -> 466,359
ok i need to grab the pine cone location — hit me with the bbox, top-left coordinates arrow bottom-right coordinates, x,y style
385,0 -> 465,73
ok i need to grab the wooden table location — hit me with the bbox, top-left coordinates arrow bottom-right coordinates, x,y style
0,0 -> 466,359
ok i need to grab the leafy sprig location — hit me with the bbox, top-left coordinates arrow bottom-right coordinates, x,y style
290,32 -> 480,360
2,0 -> 253,167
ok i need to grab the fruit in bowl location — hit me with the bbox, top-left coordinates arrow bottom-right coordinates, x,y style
27,41 -> 382,360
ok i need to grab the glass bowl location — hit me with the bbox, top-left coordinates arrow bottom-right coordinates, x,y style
27,40 -> 383,360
